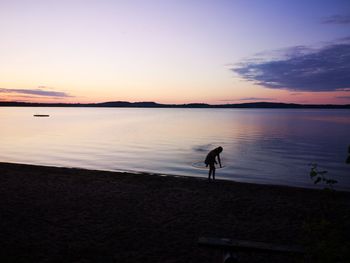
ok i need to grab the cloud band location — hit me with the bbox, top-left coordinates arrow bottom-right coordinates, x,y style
232,42 -> 350,92
0,87 -> 72,97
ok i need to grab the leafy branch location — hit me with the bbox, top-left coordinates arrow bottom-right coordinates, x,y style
309,163 -> 337,190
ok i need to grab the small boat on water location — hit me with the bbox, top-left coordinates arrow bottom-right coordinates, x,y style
33,114 -> 50,117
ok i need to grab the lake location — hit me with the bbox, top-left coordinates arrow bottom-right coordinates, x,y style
1,107 -> 349,190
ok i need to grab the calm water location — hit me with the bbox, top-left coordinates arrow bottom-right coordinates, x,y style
1,107 -> 349,190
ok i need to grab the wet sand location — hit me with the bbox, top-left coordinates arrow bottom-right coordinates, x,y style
0,162 -> 349,263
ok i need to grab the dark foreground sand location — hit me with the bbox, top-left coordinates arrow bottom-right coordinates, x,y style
0,162 -> 349,263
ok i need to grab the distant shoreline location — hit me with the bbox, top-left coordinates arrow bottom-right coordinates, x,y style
1,101 -> 350,109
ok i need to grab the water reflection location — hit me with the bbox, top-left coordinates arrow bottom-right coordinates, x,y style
0,107 -> 349,190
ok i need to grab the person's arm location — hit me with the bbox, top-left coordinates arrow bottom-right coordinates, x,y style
217,154 -> 222,168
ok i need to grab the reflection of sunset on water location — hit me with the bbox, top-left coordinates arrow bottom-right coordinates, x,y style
1,107 -> 349,190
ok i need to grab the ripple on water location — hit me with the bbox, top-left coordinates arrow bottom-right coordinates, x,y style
1,107 -> 349,190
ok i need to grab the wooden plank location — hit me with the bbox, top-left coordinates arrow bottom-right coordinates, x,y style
198,237 -> 304,254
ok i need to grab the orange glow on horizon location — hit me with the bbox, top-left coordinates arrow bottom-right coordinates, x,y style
1,89 -> 349,105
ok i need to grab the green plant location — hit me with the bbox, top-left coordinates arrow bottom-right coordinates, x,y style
309,163 -> 337,190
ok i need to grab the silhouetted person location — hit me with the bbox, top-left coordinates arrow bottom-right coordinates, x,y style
205,146 -> 223,181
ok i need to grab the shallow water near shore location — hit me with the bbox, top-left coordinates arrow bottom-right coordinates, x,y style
1,107 -> 349,190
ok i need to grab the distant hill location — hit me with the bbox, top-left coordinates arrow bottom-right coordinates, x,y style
0,101 -> 349,109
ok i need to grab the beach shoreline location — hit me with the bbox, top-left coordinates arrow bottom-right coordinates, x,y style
1,162 -> 349,262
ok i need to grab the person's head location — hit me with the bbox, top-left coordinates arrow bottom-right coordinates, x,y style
217,146 -> 223,153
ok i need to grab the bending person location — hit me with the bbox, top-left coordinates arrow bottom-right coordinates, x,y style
205,146 -> 223,181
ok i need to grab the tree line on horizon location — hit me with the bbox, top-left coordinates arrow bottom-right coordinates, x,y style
0,101 -> 349,109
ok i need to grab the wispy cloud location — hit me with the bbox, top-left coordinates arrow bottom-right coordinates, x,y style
3,94 -> 66,100
336,96 -> 350,100
220,97 -> 275,102
237,97 -> 275,101
232,40 -> 350,92
322,14 -> 350,25
0,87 -> 72,97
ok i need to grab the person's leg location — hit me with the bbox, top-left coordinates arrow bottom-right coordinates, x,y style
209,163 -> 215,181
208,167 -> 212,180
212,167 -> 216,180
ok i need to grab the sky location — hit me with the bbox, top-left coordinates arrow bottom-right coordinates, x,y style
0,0 -> 349,104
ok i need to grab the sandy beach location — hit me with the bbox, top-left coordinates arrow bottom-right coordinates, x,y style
0,162 -> 349,263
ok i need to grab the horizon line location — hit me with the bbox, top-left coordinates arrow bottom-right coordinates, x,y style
1,100 -> 349,108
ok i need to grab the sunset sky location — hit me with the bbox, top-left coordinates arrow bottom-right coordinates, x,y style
0,0 -> 349,104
